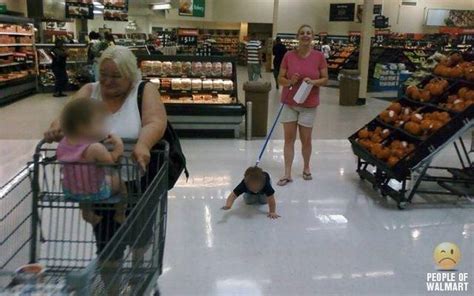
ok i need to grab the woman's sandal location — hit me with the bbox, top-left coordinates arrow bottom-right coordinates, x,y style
303,172 -> 313,181
277,177 -> 293,186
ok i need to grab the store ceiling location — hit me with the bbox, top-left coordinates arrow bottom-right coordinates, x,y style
129,0 -> 176,8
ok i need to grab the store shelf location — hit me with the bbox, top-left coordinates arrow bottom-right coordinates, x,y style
0,16 -> 37,106
159,89 -> 234,96
0,61 -> 34,68
0,32 -> 33,36
36,44 -> 87,47
39,60 -> 87,65
0,44 -> 33,47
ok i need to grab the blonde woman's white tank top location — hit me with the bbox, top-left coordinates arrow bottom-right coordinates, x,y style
90,81 -> 141,139
90,81 -> 142,180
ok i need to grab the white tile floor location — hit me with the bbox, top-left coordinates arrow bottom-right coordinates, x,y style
159,139 -> 474,296
1,67 -> 473,295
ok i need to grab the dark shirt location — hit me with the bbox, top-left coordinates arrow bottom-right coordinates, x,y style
233,172 -> 275,197
273,43 -> 287,69
51,47 -> 68,69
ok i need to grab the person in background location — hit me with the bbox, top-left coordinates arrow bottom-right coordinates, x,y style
50,38 -> 68,97
104,31 -> 116,47
272,37 -> 287,89
321,43 -> 331,59
277,24 -> 328,186
87,31 -> 102,82
246,33 -> 262,81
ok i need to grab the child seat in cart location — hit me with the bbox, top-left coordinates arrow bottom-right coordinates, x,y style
1,139 -> 169,295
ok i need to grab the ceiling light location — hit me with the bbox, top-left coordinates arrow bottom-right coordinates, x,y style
150,3 -> 172,10
93,1 -> 104,8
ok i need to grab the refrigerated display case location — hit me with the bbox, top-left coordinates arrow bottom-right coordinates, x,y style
138,54 -> 245,138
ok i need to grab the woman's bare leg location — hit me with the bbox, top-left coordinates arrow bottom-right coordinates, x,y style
298,125 -> 313,174
283,122 -> 298,179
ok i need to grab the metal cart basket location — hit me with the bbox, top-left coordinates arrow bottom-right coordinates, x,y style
1,139 -> 169,295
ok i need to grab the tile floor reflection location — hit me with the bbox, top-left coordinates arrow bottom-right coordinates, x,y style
158,139 -> 474,296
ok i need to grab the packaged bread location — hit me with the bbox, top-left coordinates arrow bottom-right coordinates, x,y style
212,79 -> 224,90
192,94 -> 204,101
191,62 -> 202,76
141,61 -> 153,76
191,79 -> 202,90
212,62 -> 222,77
217,94 -> 232,103
150,78 -> 160,89
153,61 -> 162,75
180,97 -> 193,103
203,94 -> 213,101
171,78 -> 182,90
181,78 -> 192,90
172,61 -> 182,76
223,80 -> 233,91
202,79 -> 213,90
222,62 -> 233,77
203,62 -> 213,76
162,62 -> 172,75
160,78 -> 171,89
182,62 -> 192,76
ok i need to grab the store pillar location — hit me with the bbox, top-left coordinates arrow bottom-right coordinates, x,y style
75,19 -> 88,43
272,0 -> 279,39
358,0 -> 374,101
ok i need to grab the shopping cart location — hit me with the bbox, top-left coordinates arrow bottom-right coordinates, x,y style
1,139 -> 169,295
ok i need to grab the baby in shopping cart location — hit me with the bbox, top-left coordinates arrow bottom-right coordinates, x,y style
56,98 -> 127,226
222,166 -> 280,219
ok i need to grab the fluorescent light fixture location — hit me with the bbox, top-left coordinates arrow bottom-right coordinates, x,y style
151,3 -> 172,10
93,1 -> 104,8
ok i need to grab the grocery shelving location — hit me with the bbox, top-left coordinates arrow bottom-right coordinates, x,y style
36,44 -> 88,92
0,15 -> 37,106
137,54 -> 244,138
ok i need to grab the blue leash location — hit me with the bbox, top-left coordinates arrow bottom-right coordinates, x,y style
255,103 -> 285,166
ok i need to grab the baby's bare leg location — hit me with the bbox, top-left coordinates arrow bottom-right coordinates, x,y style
79,203 -> 102,226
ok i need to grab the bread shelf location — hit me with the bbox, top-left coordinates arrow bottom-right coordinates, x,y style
0,32 -> 33,36
0,44 -> 33,47
0,61 -> 34,68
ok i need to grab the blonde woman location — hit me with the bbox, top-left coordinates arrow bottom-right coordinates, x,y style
277,25 -> 328,186
45,45 -> 167,293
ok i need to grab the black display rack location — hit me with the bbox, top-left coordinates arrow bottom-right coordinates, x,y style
349,78 -> 474,209
136,54 -> 245,138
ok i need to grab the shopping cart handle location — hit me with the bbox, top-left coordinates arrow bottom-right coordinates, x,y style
35,139 -> 50,154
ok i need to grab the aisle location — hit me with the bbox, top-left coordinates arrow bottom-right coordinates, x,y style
160,139 -> 473,296
0,66 -> 389,140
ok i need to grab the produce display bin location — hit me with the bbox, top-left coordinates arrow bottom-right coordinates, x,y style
349,57 -> 474,209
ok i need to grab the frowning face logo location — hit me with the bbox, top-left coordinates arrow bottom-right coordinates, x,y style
433,242 -> 461,270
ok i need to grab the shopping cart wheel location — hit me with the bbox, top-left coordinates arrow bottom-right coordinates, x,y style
397,201 -> 407,210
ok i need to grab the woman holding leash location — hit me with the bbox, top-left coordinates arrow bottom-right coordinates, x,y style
277,24 -> 328,186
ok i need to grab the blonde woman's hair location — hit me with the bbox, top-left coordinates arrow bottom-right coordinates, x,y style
98,45 -> 140,82
297,24 -> 314,35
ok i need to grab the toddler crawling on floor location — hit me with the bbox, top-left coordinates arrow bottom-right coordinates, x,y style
222,166 -> 280,219
56,98 -> 127,225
